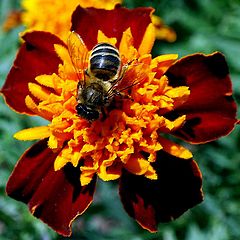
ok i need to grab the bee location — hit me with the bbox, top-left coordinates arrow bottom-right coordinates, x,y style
67,31 -> 141,121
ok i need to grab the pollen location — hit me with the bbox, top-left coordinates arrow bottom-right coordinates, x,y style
15,29 -> 191,186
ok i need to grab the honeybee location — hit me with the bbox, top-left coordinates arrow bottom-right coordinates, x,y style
67,31 -> 139,121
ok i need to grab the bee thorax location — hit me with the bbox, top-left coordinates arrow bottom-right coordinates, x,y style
81,83 -> 105,107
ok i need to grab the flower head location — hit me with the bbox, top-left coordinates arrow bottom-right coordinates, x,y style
1,6 -> 237,236
18,0 -> 176,42
21,0 -> 121,40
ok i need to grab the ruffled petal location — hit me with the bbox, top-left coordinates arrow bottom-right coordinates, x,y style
6,139 -> 96,236
71,5 -> 153,50
165,52 -> 237,143
119,150 -> 203,232
1,31 -> 65,114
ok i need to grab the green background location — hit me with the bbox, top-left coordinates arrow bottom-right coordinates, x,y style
1,0 -> 240,239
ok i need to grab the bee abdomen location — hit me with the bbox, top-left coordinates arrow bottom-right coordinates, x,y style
90,43 -> 120,81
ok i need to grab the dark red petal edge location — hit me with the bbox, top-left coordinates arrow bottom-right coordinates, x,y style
6,139 -> 96,236
165,52 -> 237,144
1,31 -> 65,115
71,5 -> 153,50
119,150 -> 203,232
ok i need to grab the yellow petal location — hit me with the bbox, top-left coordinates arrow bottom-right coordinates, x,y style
35,74 -> 55,88
28,83 -> 51,101
48,134 -> 58,149
25,95 -> 38,112
125,157 -> 150,175
72,151 -> 81,167
54,43 -> 71,63
159,137 -> 193,159
81,162 -> 99,186
80,168 -> 96,186
165,86 -> 190,99
97,30 -> 117,46
14,126 -> 50,141
98,158 -> 122,182
152,54 -> 178,66
80,144 -> 95,153
81,174 -> 94,186
119,28 -> 138,60
138,23 -> 155,55
25,95 -> 54,120
54,146 -> 72,170
172,115 -> 186,130
117,146 -> 134,163
54,154 -> 69,171
145,164 -> 158,180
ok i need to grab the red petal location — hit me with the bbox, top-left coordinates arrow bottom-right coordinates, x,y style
6,139 -> 96,236
165,52 -> 237,143
1,31 -> 65,114
119,151 -> 203,232
71,5 -> 153,50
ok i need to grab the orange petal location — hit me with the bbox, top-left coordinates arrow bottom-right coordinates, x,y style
125,156 -> 150,176
138,23 -> 155,55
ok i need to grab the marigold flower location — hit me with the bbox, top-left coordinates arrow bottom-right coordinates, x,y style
1,6 -> 237,236
21,0 -> 121,40
19,0 -> 176,42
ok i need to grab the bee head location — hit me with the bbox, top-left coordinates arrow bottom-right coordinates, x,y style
76,103 -> 99,121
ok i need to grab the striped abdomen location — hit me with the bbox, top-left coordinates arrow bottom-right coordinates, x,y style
89,43 -> 121,81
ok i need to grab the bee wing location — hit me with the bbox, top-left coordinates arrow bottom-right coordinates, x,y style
107,62 -> 147,97
67,31 -> 89,87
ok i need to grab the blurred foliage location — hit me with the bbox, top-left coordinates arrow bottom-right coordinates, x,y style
1,0 -> 240,239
